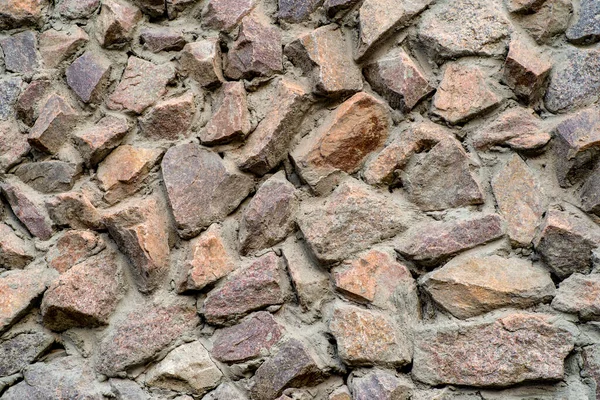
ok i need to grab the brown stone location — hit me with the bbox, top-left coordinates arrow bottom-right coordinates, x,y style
73,115 -> 129,167
0,223 -> 34,269
0,31 -> 40,74
395,214 -> 505,266
38,26 -> 89,69
179,38 -> 224,88
46,230 -> 105,273
202,82 -> 251,145
14,161 -> 81,194
212,311 -> 284,363
66,51 -> 112,104
492,155 -> 545,246
292,92 -> 390,194
552,273 -> 600,320
15,79 -> 51,127
0,120 -> 29,172
350,370 -> 414,400
0,332 -> 54,378
139,92 -> 195,140
41,249 -> 126,331
0,268 -> 50,334
239,171 -> 298,255
515,0 -> 572,44
45,191 -> 104,230
235,79 -> 310,175
132,0 -> 165,17
412,313 -> 574,387
0,0 -> 47,29
432,63 -> 502,124
203,252 -> 285,325
95,0 -> 142,48
329,386 -> 352,400
285,25 -> 362,97
139,27 -> 186,52
2,179 -> 53,240
503,36 -> 552,103
506,0 -> 546,13
108,57 -> 175,114
56,0 -> 100,19
202,0 -> 255,31
278,0 -> 322,22
225,14 -> 283,80
162,143 -> 254,239
103,196 -> 170,293
175,224 -> 236,293
28,94 -> 78,154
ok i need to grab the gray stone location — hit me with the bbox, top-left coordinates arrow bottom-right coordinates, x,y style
0,31 -> 40,74
56,0 -> 100,19
0,77 -> 22,121
110,379 -> 150,400
581,162 -> 600,215
566,0 -> 600,44
552,273 -> 600,320
204,383 -> 248,400
0,332 -> 54,377
516,0 -> 572,44
13,161 -> 81,194
278,0 -> 322,22
1,179 -> 54,240
179,38 -> 224,87
349,370 -> 413,400
66,51 -> 112,104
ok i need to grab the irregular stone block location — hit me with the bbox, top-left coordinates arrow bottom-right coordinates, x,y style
95,0 -> 142,48
552,273 -> 600,320
139,26 -> 186,52
139,92 -> 195,140
109,379 -> 150,400
0,31 -> 40,74
0,120 -> 29,172
202,82 -> 251,144
28,94 -> 78,154
0,223 -> 34,269
0,268 -> 50,334
56,0 -> 100,19
45,191 -> 104,230
15,79 -> 51,126
1,180 -> 53,240
506,0 -> 546,13
205,383 -> 249,400
580,162 -> 600,215
515,0 -> 572,44
566,0 -> 600,44
349,370 -> 413,400
278,0 -> 322,22
503,36 -> 552,103
132,0 -> 165,17
329,386 -> 352,400
66,51 -> 112,104
202,0 -> 255,31
0,332 -> 54,377
73,115 -> 129,167
39,26 -> 89,69
0,0 -> 47,29
13,161 -> 81,194
180,38 -> 223,87
324,0 -> 360,17
46,230 -> 105,273
0,77 -> 22,121
583,343 -> 600,399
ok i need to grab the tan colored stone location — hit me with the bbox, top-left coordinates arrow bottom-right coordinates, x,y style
552,273 -> 600,320
139,91 -> 195,140
28,94 -> 78,154
45,191 -> 104,230
0,268 -> 50,333
503,36 -> 552,103
2,179 -> 54,240
0,120 -> 29,172
46,230 -> 105,274
0,223 -> 34,269
38,26 -> 89,69
202,0 -> 255,31
506,0 -> 546,13
179,38 -> 224,87
202,82 -> 251,145
95,0 -> 142,48
329,386 -> 352,400
73,115 -> 129,167
0,0 -> 47,29
515,0 -> 572,44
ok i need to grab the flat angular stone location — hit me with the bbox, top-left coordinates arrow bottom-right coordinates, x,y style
0,332 -> 54,377
278,0 -> 322,22
203,252 -> 285,325
108,57 -> 175,114
235,79 -> 309,175
73,115 -> 129,167
0,31 -> 40,74
2,180 -> 53,240
566,0 -> 600,43
534,204 -> 600,278
581,163 -> 600,215
46,230 -> 105,273
250,338 -> 325,400
14,161 -> 81,194
0,223 -> 34,269
175,224 -> 236,293
350,370 -> 413,400
28,94 -> 78,154
0,269 -> 49,333
552,273 -> 600,320
56,0 -> 100,19
140,27 -> 186,52
356,0 -> 431,61
162,143 -> 254,239
96,0 -> 142,48
202,82 -> 250,144
516,0 -> 572,44
432,63 -> 502,124
41,249 -> 126,331
180,39 -> 223,88
239,171 -> 298,255
412,313 -> 575,387
418,0 -> 511,63
139,92 -> 195,140
0,120 -> 29,172
66,51 -> 112,104
225,14 -> 283,80
212,311 -> 284,363
132,0 -> 165,17
97,145 -> 161,204
292,92 -> 389,193
95,296 -> 199,376
298,179 -> 408,264
38,26 -> 89,69
286,25 -> 362,97
0,0 -> 47,29
329,303 -> 412,367
46,191 -> 104,230
15,79 -> 51,126
503,37 -> 552,103
422,254 -> 555,319
492,155 -> 545,246
471,107 -> 551,151
145,341 -> 222,396
364,48 -> 433,111
202,0 -> 255,31
0,77 -> 22,121
545,48 -> 600,113
395,214 -> 505,266
104,196 -> 170,293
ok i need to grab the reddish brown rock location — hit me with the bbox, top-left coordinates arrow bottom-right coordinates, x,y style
285,25 -> 362,97
278,0 -> 322,22
225,14 -> 283,80
212,311 -> 284,363
2,180 -> 53,240
203,252 -> 285,325
28,94 -> 78,154
432,63 -> 502,124
202,0 -> 255,31
95,0 -> 142,48
73,115 -> 129,167
15,79 -> 51,126
139,27 -> 186,52
364,48 -> 434,111
515,0 -> 572,44
41,249 -> 126,331
350,370 -> 413,400
108,57 -> 175,114
492,155 -> 545,246
45,191 -> 104,230
239,171 -> 298,255
132,0 -> 165,17
395,214 -> 505,266
292,92 -> 390,193
413,313 -> 574,387
162,143 -> 254,239
202,82 -> 251,145
552,273 -> 600,320
46,230 -> 105,273
56,0 -> 100,19
175,224 -> 236,293
0,0 -> 47,29
103,196 -> 170,293
503,36 -> 552,103
66,51 -> 112,104
0,120 -> 29,172
0,268 -> 50,333
0,223 -> 34,269
179,38 -> 224,88
139,92 -> 195,140
0,332 -> 54,378
38,26 -> 89,69
0,31 -> 40,74
235,79 -> 310,175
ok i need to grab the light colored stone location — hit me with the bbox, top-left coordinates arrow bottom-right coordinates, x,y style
350,370 -> 413,400
46,229 -> 104,273
552,273 -> 600,320
202,82 -> 251,145
39,26 -> 89,69
73,115 -> 129,167
179,38 -> 224,87
503,36 -> 552,103
95,0 -> 142,48
515,0 -> 572,44
0,222 -> 34,269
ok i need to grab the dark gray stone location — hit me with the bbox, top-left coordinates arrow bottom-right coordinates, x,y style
0,77 -> 22,121
278,0 -> 322,21
0,332 -> 54,377
0,31 -> 40,74
13,161 -> 81,194
566,0 -> 600,44
66,51 -> 112,104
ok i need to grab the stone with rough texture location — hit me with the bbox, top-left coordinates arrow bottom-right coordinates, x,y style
140,27 -> 186,52
552,273 -> 600,320
492,155 -> 545,246
202,82 -> 250,144
503,36 -> 552,103
0,77 -> 22,121
28,94 -> 78,154
139,92 -> 195,140
0,0 -> 47,29
0,269 -> 49,333
2,180 -> 53,240
329,386 -> 352,400
145,341 -> 222,396
239,171 -> 297,255
0,120 -> 29,172
162,143 -> 254,239
39,26 -> 89,69
581,163 -> 600,215
566,0 -> 600,44
278,0 -> 322,22
422,254 -> 555,319
292,92 -> 390,194
46,230 -> 105,273
0,31 -> 40,74
203,252 -> 285,325
57,0 -> 100,19
364,48 -> 434,111
202,0 -> 255,31
432,63 -> 502,124
16,79 -> 51,126
583,345 -> 600,400
132,0 -> 165,17
396,214 -> 504,266
506,0 -> 546,13
0,223 -> 34,269
350,370 -> 413,400
0,332 -> 54,377
110,379 -> 150,400
412,313 -> 575,387
179,39 -> 224,87
14,161 -> 81,194
74,115 -> 129,167
212,311 -> 284,363
96,0 -> 142,48
66,51 -> 112,104
324,0 -> 360,16
204,383 -> 248,400
516,0 -> 572,44
46,191 -> 103,230
285,25 -> 362,97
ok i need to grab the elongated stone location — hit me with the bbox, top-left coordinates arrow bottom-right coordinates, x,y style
1,180 -> 53,240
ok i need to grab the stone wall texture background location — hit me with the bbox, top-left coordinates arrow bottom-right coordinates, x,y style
1,0 -> 600,398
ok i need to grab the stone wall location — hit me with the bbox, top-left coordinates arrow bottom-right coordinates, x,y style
0,0 -> 599,399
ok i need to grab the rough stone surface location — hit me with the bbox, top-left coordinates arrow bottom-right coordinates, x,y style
0,223 -> 35,269
73,115 -> 129,167
0,77 -> 22,121
179,39 -> 224,87
0,120 -> 29,172
140,27 -> 186,52
278,0 -> 322,22
28,94 -> 78,154
45,191 -> 104,230
46,229 -> 105,273
2,180 -> 54,240
0,268 -> 49,333
0,31 -> 40,74
13,161 -> 81,194
202,0 -> 255,31
552,273 -> 600,320
503,36 -> 552,103
57,0 -> 99,19
0,332 -> 54,377
0,0 -> 47,29
15,79 -> 50,126
66,51 -> 112,104
139,92 -> 195,140
581,162 -> 600,215
515,0 -> 572,44
202,82 -> 250,144
39,26 -> 89,69
96,0 -> 142,48
566,0 -> 600,44
350,370 -> 413,400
